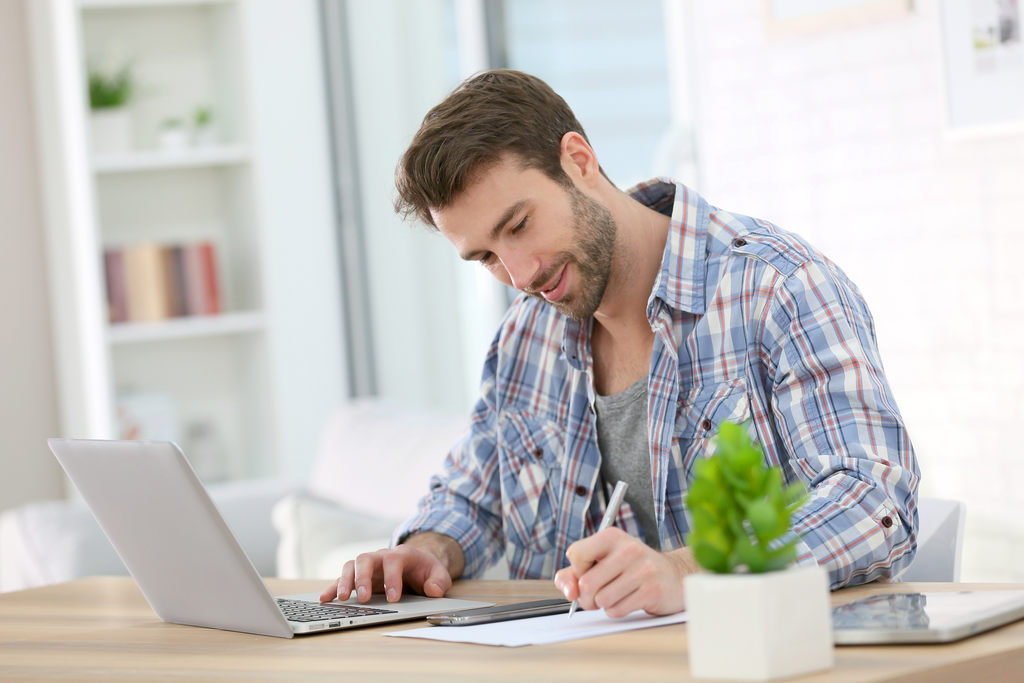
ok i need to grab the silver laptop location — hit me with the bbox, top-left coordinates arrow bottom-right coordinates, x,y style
47,438 -> 491,638
833,590 -> 1024,644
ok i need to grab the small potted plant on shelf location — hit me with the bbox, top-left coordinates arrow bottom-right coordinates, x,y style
157,117 -> 188,150
87,60 -> 135,154
191,105 -> 217,146
684,421 -> 834,680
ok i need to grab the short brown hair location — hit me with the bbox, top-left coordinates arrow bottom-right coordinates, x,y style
394,70 -> 597,228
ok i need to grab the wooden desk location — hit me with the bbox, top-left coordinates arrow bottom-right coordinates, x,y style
1,578 -> 1022,681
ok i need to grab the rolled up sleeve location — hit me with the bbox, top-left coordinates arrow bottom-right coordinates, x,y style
767,260 -> 920,589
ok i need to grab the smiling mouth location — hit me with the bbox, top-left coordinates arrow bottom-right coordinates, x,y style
540,268 -> 564,295
529,263 -> 569,303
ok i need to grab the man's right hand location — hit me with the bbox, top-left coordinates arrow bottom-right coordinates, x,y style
318,531 -> 465,604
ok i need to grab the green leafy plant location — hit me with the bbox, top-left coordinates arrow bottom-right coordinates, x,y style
193,105 -> 214,128
88,63 -> 134,110
686,421 -> 807,574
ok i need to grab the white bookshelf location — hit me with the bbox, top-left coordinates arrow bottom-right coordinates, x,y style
93,145 -> 250,173
106,310 -> 265,344
29,0 -> 347,483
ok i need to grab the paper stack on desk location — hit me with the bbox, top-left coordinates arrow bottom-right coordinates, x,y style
386,608 -> 688,647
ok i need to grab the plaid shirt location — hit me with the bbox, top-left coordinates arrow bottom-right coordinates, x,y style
397,179 -> 920,589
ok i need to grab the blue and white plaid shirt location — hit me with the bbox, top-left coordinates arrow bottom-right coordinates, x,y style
397,179 -> 920,589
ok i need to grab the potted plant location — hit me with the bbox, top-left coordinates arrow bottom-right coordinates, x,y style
684,421 -> 834,680
191,105 -> 217,146
157,117 -> 188,150
87,61 -> 135,153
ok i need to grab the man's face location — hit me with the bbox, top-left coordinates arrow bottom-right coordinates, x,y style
431,156 -> 617,320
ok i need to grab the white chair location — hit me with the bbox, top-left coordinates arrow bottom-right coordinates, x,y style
900,497 -> 966,582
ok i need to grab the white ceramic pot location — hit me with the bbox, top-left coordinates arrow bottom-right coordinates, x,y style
89,107 -> 133,154
192,125 -> 218,147
158,128 -> 189,151
685,564 -> 834,680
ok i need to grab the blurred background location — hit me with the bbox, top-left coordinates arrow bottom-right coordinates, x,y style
1,0 -> 1022,585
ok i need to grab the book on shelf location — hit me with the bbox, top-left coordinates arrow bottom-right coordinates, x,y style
163,246 -> 187,319
103,249 -> 128,323
103,241 -> 222,325
124,243 -> 166,322
182,242 -> 222,317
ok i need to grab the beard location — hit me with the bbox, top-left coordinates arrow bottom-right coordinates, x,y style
526,186 -> 617,321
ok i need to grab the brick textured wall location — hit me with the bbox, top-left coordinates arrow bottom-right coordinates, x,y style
688,0 -> 1024,581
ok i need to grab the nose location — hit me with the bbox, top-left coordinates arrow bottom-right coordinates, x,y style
498,249 -> 538,291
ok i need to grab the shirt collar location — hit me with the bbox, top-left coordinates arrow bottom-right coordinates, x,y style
629,178 -> 708,317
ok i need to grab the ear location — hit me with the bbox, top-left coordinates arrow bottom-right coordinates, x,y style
559,132 -> 601,187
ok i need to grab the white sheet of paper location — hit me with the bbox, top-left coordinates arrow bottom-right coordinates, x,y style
384,608 -> 688,647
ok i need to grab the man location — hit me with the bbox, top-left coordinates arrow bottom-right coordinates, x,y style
320,70 -> 919,617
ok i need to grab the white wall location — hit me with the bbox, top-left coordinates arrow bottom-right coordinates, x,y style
0,0 -> 64,511
685,0 -> 1024,581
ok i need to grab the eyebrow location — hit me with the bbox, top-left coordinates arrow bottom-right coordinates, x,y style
460,200 -> 527,261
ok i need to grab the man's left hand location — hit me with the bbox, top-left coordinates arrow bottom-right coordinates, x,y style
553,527 -> 700,616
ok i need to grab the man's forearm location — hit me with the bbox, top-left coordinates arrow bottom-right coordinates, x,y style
402,531 -> 466,579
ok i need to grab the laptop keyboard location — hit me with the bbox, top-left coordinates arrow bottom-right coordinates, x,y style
276,598 -> 398,623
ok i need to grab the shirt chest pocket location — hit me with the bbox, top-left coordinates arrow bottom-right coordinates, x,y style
496,412 -> 564,554
674,379 -> 752,473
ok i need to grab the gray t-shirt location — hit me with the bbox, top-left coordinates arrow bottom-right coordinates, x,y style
594,377 -> 661,550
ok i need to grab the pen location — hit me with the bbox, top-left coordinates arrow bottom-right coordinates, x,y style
568,479 -> 628,619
